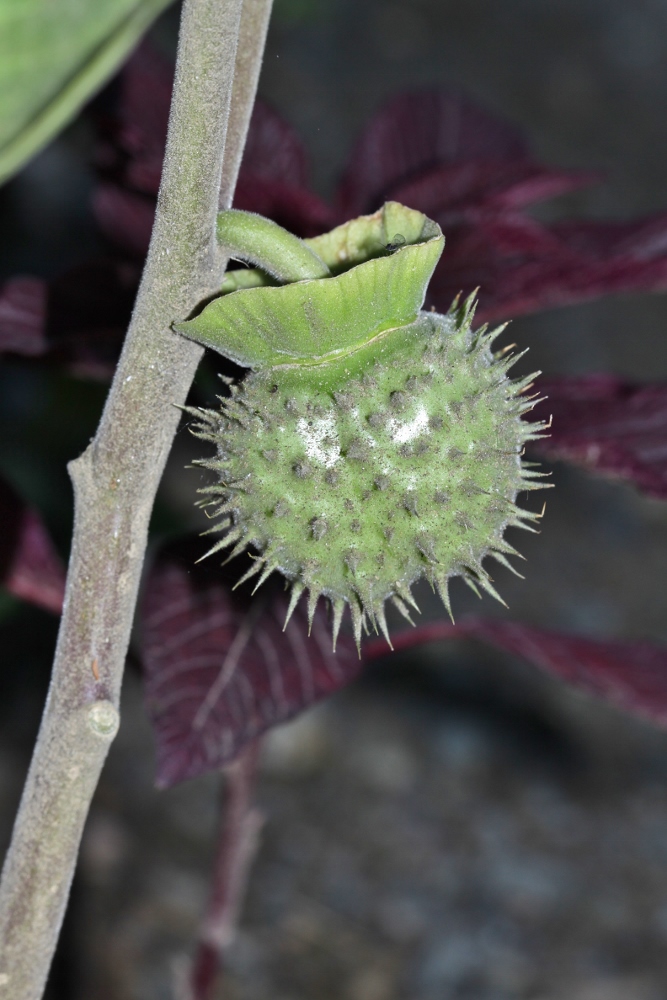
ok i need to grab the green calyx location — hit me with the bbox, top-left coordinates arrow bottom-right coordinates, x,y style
177,202 -> 444,368
178,203 -> 549,651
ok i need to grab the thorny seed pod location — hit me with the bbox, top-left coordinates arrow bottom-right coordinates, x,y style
177,203 -> 550,652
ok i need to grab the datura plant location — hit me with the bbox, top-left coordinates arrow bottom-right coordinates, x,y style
177,202 -> 549,651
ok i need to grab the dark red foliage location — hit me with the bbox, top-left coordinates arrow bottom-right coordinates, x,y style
337,89 -> 592,219
366,619 -> 667,730
0,277 -> 47,357
529,375 -> 667,500
233,97 -> 332,236
389,160 -> 596,226
0,46 -> 333,372
46,260 -> 141,378
0,478 -> 65,614
143,540 -> 667,781
8,49 -> 667,387
93,44 -> 333,257
337,89 -> 667,322
92,41 -> 171,197
430,210 -> 667,323
233,176 -> 333,242
0,261 -> 139,378
89,55 -> 667,326
92,186 -> 155,259
141,540 -> 358,787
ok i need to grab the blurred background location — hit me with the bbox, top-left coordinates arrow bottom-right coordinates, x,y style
4,1 -> 667,997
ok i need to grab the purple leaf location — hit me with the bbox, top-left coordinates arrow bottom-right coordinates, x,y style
141,540 -> 359,788
337,88 -> 595,223
0,478 -> 65,614
336,88 -> 667,323
469,619 -> 667,726
0,262 -> 137,378
238,98 -> 313,191
389,160 -> 597,224
11,70 -> 667,390
0,277 -> 48,357
425,211 -> 667,322
92,43 -> 330,251
96,46 -> 314,196
46,260 -> 139,378
92,41 -> 172,197
529,375 -> 667,500
94,175 -> 333,260
233,175 -> 334,239
92,184 -> 155,257
366,618 -> 667,729
143,542 -> 667,784
337,89 -> 530,217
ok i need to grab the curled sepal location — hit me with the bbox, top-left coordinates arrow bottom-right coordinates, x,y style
176,202 -> 444,369
217,209 -> 330,283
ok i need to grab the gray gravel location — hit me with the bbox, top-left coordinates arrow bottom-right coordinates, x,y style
72,659 -> 667,999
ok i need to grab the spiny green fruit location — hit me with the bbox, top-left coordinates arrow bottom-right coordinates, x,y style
177,203 -> 549,651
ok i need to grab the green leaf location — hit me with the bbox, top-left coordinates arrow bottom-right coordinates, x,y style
178,204 -> 444,369
0,0 -> 173,186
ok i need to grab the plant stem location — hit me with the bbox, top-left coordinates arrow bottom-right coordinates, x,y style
0,2 -> 273,996
189,743 -> 263,1000
221,0 -> 274,208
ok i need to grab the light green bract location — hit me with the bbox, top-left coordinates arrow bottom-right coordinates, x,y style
177,203 -> 549,651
